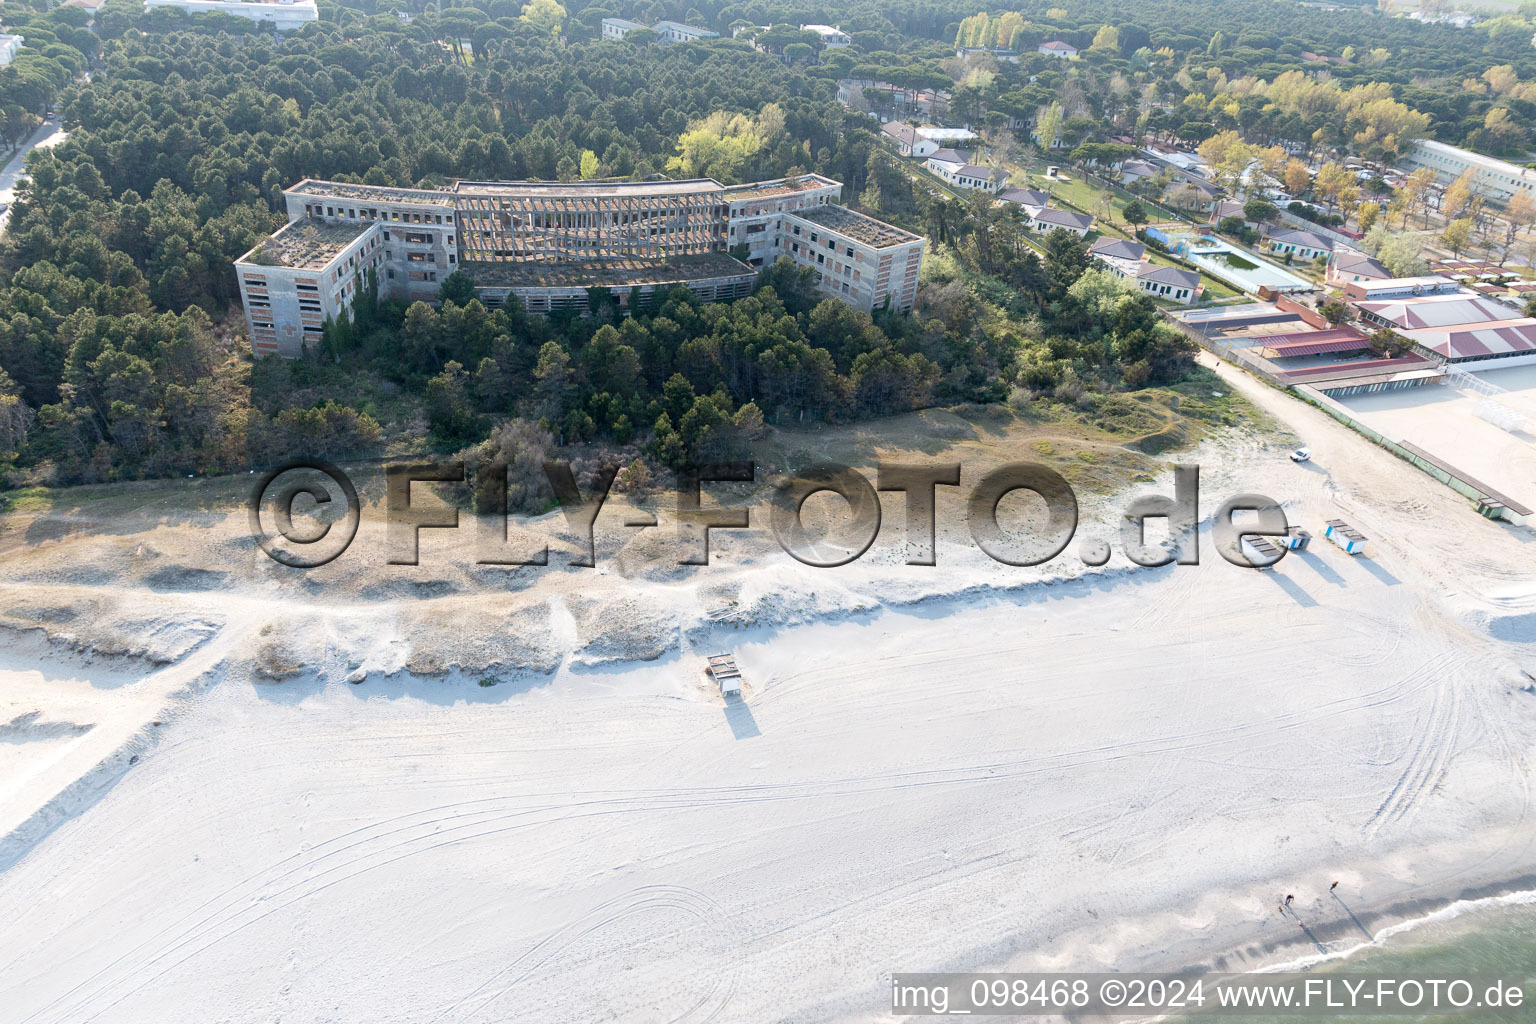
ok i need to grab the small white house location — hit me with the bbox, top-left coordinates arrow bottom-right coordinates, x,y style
1136,264 -> 1202,303
1089,236 -> 1148,278
1029,206 -> 1093,237
925,148 -> 970,177
1326,249 -> 1392,287
998,187 -> 1050,211
1039,39 -> 1078,58
801,23 -> 851,47
926,149 -> 1006,191
1117,159 -> 1159,186
950,163 -> 1007,192
881,122 -> 939,159
1268,227 -> 1333,261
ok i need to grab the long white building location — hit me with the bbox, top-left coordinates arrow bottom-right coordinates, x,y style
600,17 -> 718,43
1400,138 -> 1536,204
142,0 -> 318,30
235,175 -> 924,356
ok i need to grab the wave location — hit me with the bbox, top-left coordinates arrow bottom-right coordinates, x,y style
1257,887 -> 1536,973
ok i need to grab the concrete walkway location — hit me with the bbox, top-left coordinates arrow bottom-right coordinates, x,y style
0,115 -> 69,236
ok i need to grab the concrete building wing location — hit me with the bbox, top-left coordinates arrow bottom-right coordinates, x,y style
1401,138 -> 1536,203
240,174 -> 923,355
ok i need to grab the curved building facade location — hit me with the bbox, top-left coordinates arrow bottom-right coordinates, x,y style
234,174 -> 924,357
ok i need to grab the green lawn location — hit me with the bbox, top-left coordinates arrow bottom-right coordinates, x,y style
994,167 -> 1239,301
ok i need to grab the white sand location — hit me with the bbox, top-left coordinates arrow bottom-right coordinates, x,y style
1337,366 -> 1536,511
1,358 -> 1535,1022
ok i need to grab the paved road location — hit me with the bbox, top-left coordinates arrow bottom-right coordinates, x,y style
0,115 -> 69,236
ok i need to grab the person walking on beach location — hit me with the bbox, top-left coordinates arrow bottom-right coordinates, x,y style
1330,881 -> 1338,892
1285,894 -> 1294,906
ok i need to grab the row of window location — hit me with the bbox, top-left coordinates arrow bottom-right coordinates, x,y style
789,241 -> 863,282
305,202 -> 450,225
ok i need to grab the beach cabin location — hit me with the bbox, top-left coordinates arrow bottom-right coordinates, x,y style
1280,525 -> 1311,551
706,653 -> 742,697
1240,534 -> 1285,569
1324,519 -> 1369,555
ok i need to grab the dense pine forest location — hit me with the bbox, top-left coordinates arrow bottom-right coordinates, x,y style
0,0 -> 1533,484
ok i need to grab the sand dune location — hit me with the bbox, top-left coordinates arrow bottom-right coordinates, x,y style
1,361 -> 1534,1022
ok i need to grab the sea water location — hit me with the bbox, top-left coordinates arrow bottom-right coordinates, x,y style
1190,895 -> 1536,1023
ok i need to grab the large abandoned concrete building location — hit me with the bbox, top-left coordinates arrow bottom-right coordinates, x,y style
234,175 -> 924,357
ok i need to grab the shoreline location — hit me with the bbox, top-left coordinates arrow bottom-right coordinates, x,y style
3,379 -> 1536,1018
1259,880 -> 1536,974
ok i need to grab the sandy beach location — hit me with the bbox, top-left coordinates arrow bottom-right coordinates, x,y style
0,355 -> 1534,1022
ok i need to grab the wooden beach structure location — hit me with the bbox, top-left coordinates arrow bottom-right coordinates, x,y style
1280,525 -> 1311,551
1324,519 -> 1369,555
706,653 -> 742,697
1241,534 -> 1285,569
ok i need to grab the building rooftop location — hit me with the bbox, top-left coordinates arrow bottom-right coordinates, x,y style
1138,264 -> 1200,289
1332,249 -> 1391,278
957,164 -> 1003,181
999,187 -> 1049,208
1346,275 -> 1457,294
1402,322 -> 1536,360
927,148 -> 972,165
723,174 -> 841,202
1090,237 -> 1146,261
239,217 -> 372,270
1261,329 -> 1371,357
1033,206 -> 1093,229
460,251 -> 752,290
287,179 -> 456,207
794,205 -> 919,248
454,178 -> 724,200
915,127 -> 976,143
1040,40 -> 1076,50
1269,227 -> 1334,251
652,20 -> 717,36
1358,294 -> 1521,330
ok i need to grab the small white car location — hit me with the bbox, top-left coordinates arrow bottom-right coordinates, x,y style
1289,447 -> 1312,463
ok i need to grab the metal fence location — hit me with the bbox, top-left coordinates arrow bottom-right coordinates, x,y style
1162,314 -> 1289,386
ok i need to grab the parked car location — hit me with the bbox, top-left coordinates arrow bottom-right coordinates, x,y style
1290,447 -> 1312,463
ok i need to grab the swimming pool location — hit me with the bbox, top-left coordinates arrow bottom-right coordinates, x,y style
1177,237 -> 1314,294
